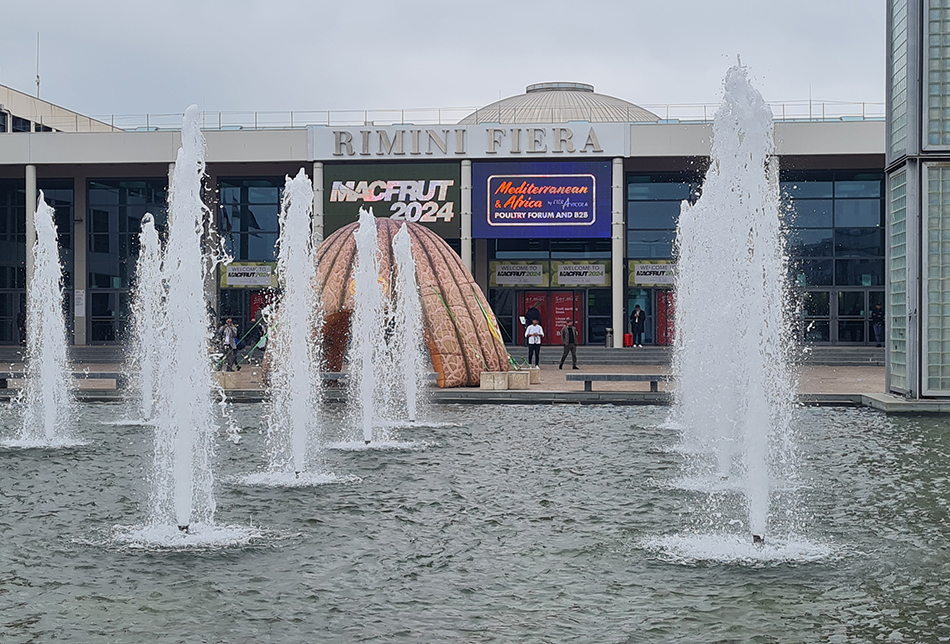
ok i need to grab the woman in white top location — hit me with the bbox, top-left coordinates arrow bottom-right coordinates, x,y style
525,319 -> 544,367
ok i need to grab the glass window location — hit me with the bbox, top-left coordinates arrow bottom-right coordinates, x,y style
838,291 -> 867,316
628,201 -> 680,229
838,320 -> 866,343
218,178 -> 282,262
550,239 -> 611,259
627,231 -> 675,259
788,229 -> 833,257
490,238 -> 549,259
12,117 -> 30,133
804,319 -> 830,342
627,181 -> 692,201
793,259 -> 833,286
835,200 -> 883,227
781,181 -> 833,199
787,200 -> 833,228
835,258 -> 885,286
835,179 -> 882,198
834,228 -> 884,256
587,289 -> 612,316
802,291 -> 830,317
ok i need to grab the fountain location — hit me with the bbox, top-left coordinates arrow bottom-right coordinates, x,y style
670,64 -> 796,546
349,207 -> 385,444
258,169 -> 326,481
387,224 -> 427,423
129,213 -> 164,422
134,105 -> 222,539
10,192 -> 76,447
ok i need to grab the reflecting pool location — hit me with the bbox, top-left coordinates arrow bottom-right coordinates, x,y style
1,404 -> 947,642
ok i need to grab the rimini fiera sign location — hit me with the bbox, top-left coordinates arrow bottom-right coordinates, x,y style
309,123 -> 628,160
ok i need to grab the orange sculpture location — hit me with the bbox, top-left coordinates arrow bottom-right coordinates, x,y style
315,218 -> 510,388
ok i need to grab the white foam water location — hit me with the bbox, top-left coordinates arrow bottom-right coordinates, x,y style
386,224 -> 429,423
110,523 -> 266,550
149,105 -> 219,531
326,440 -> 428,452
671,64 -> 796,543
18,193 -> 74,445
264,168 -> 323,476
644,533 -> 833,566
348,208 -> 385,443
129,213 -> 164,422
238,471 -> 361,487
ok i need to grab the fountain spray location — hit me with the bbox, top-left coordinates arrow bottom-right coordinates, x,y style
672,64 -> 794,544
390,224 -> 427,423
129,213 -> 164,422
20,192 -> 73,445
149,105 -> 218,532
265,168 -> 322,474
350,208 -> 384,444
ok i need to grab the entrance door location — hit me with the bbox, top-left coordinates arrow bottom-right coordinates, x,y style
519,291 -> 584,344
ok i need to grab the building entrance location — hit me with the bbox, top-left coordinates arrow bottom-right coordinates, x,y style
519,291 -> 584,345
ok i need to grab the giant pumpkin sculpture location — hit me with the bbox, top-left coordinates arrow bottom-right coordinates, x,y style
315,218 -> 510,388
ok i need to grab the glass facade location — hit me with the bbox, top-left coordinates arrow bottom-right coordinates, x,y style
927,0 -> 950,147
925,165 -> 950,392
890,170 -> 908,390
0,180 -> 74,344
219,178 -> 282,262
783,171 -> 886,343
891,0 -> 909,157
87,179 -> 168,342
624,172 -> 886,344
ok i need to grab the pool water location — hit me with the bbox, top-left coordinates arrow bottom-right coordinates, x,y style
1,404 -> 948,643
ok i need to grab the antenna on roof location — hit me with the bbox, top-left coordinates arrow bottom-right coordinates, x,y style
35,32 -> 41,98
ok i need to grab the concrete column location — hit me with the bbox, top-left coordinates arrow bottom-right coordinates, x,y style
474,238 -> 489,294
203,168 -> 219,314
461,160 -> 473,271
312,161 -> 324,249
25,165 -> 37,298
611,157 -> 625,348
73,174 -> 87,345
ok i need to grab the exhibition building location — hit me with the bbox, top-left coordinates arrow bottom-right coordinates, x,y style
0,80 -> 885,356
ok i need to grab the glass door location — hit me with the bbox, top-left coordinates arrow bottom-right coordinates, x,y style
836,291 -> 867,344
801,291 -> 831,343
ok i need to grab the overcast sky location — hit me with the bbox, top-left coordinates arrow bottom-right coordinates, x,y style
1,0 -> 885,119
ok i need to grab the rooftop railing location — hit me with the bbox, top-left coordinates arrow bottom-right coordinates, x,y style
24,100 -> 885,133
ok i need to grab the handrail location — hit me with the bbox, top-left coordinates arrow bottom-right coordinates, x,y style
18,100 -> 885,133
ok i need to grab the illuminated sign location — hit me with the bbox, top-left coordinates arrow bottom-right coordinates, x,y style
324,163 -> 461,237
487,174 -> 595,227
473,161 -> 612,239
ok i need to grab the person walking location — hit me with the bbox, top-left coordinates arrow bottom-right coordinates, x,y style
558,320 -> 579,370
218,317 -> 239,371
630,305 -> 646,347
871,302 -> 885,347
525,317 -> 544,367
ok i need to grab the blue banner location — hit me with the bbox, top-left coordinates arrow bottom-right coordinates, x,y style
473,161 -> 612,239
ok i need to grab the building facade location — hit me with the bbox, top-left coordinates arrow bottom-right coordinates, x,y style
0,82 -> 885,350
885,0 -> 950,397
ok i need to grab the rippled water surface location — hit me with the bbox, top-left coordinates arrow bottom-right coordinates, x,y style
1,404 -> 948,643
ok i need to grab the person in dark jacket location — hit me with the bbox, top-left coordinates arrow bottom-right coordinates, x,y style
558,320 -> 579,370
870,303 -> 885,347
630,305 -> 646,347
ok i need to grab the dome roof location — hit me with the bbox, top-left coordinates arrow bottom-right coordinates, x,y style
459,82 -> 659,125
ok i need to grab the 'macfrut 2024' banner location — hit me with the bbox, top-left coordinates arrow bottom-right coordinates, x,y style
472,161 -> 612,239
